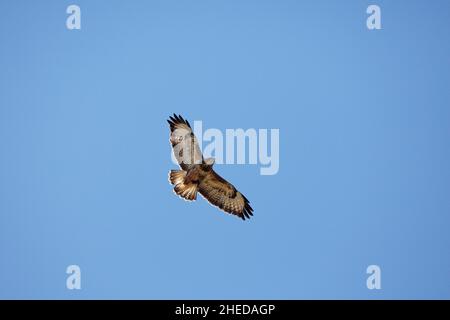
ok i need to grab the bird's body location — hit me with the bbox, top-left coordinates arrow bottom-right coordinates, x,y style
167,114 -> 253,220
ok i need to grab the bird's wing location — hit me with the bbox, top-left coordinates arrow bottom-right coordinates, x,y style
167,114 -> 203,171
198,169 -> 253,220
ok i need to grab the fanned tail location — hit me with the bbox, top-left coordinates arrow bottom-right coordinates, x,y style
168,170 -> 198,201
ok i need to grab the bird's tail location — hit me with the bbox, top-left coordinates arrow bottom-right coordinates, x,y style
169,170 -> 198,201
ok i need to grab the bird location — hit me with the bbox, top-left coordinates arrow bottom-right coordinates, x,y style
167,114 -> 254,220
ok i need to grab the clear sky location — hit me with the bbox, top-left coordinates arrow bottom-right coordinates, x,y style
1,0 -> 449,299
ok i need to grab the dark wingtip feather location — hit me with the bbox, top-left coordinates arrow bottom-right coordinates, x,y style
237,195 -> 253,220
167,114 -> 192,129
243,198 -> 253,219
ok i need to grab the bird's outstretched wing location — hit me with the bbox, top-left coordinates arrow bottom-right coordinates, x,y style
198,169 -> 253,220
167,114 -> 203,171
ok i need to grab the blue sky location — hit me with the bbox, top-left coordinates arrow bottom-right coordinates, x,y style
0,0 -> 449,299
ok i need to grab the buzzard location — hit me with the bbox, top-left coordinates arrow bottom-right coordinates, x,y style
167,114 -> 254,220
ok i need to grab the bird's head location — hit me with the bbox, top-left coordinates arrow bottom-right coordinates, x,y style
204,157 -> 215,167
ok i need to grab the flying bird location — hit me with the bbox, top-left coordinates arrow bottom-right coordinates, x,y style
167,114 -> 254,220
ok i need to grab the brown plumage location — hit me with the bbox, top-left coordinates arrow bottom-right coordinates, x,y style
167,114 -> 253,220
